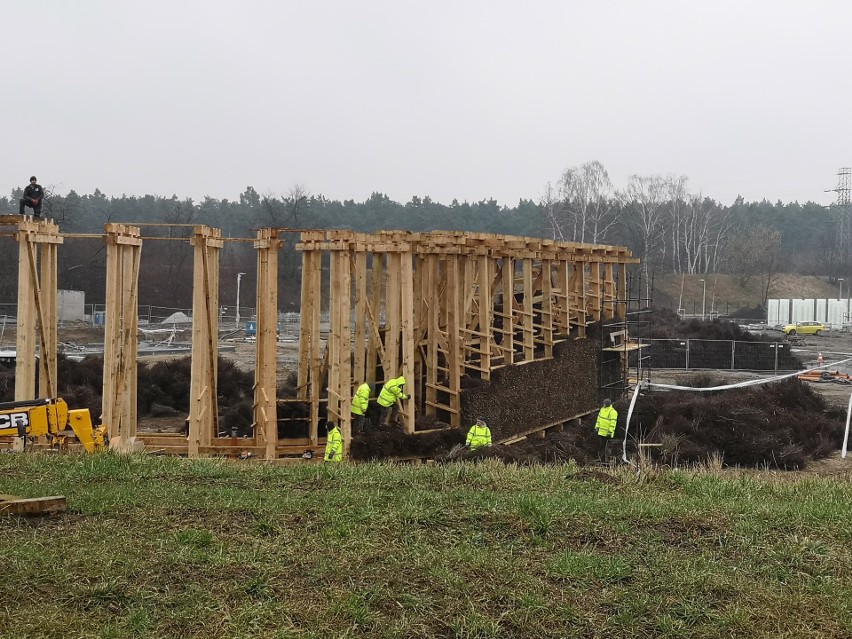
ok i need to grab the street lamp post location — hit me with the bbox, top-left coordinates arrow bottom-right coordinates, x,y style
236,272 -> 246,329
839,278 -> 844,301
699,279 -> 707,321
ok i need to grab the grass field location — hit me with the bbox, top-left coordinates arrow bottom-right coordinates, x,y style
2,454 -> 852,639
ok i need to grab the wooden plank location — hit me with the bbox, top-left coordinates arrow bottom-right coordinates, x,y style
353,251 -> 368,384
478,255 -> 492,380
400,252 -> 416,433
426,255 -> 439,417
297,251 -> 313,397
522,258 -> 534,361
542,259 -> 553,358
446,256 -> 461,427
339,250 -> 353,452
0,495 -> 67,515
309,248 -> 323,444
366,254 -> 383,389
15,229 -> 36,400
386,253 -> 401,378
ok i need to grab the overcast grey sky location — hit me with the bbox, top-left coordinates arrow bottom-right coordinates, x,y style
4,0 -> 850,207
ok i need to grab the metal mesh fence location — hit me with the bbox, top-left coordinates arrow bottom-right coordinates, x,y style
647,339 -> 802,373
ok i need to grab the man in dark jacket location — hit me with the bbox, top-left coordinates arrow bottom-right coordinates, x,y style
19,176 -> 44,217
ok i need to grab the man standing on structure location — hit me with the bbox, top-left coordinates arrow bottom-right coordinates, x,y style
19,176 -> 44,217
351,382 -> 371,434
595,398 -> 618,462
324,421 -> 343,462
465,418 -> 492,451
377,376 -> 408,426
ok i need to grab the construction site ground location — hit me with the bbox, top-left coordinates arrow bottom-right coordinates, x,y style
22,321 -> 852,407
3,323 -> 852,472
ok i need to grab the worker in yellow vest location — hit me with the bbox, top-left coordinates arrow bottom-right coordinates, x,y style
465,418 -> 492,451
324,421 -> 343,462
351,382 -> 371,434
377,376 -> 408,426
594,398 -> 618,462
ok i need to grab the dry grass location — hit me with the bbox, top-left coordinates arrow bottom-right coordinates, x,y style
654,273 -> 838,313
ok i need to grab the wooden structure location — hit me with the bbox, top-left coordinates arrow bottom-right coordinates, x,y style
101,224 -> 142,448
291,230 -> 639,457
253,228 -> 281,459
14,218 -> 62,401
3,216 -> 639,460
0,493 -> 67,515
187,226 -> 223,456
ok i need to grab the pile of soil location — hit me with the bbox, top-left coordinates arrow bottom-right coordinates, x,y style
629,376 -> 843,469
350,426 -> 465,459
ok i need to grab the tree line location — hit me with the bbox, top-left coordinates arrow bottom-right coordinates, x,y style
0,162 -> 844,310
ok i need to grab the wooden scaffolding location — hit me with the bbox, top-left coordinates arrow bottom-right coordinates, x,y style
3,216 -> 639,460
291,230 -> 639,458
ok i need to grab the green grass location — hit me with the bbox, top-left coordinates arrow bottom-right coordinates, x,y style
2,454 -> 852,638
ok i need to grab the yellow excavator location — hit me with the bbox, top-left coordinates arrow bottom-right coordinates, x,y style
0,398 -> 107,452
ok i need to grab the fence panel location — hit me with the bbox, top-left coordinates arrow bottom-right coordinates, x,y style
647,339 -> 800,373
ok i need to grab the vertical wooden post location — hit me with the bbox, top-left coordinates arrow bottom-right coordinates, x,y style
400,251 -> 415,433
574,263 -> 588,338
15,226 -> 36,401
385,252 -> 401,379
328,249 -> 353,451
446,255 -> 462,427
38,240 -> 58,398
618,263 -> 628,320
501,256 -> 514,365
188,225 -> 223,457
353,252 -> 368,386
478,255 -> 492,379
556,260 -> 570,335
253,228 -> 280,460
297,250 -> 313,398
15,219 -> 62,401
309,250 -> 323,445
542,259 -> 554,358
426,255 -> 439,416
101,224 -> 142,446
366,255 -> 383,389
522,258 -> 534,360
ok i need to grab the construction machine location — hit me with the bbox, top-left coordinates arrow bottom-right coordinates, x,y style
0,398 -> 107,453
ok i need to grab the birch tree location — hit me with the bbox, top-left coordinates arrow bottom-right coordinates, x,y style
621,175 -> 667,298
558,160 -> 616,243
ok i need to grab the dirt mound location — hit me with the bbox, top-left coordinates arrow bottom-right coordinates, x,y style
630,378 -> 843,469
350,426 -> 465,459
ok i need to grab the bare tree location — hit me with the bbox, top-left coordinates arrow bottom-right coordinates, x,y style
724,225 -> 781,303
262,183 -> 312,229
558,160 -> 616,243
666,175 -> 688,273
540,181 -> 564,240
621,175 -> 667,299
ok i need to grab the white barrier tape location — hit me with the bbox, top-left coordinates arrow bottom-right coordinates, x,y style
621,356 -> 852,463
621,382 -> 643,464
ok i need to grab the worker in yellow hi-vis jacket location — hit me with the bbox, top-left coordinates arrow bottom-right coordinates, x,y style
594,398 -> 618,462
324,421 -> 343,462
